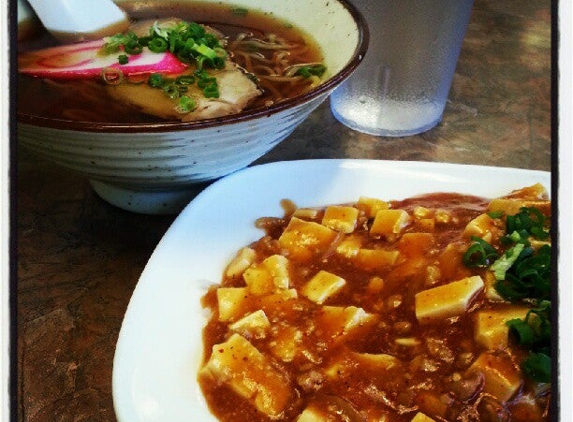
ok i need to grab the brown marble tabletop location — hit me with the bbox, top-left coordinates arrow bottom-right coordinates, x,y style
16,0 -> 552,420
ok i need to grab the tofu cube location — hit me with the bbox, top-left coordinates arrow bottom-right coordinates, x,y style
243,266 -> 273,295
466,352 -> 522,402
270,326 -> 302,362
302,270 -> 346,304
229,310 -> 271,338
502,183 -> 548,200
487,198 -> 551,216
356,196 -> 389,218
354,248 -> 400,272
398,232 -> 435,257
410,412 -> 437,422
296,406 -> 327,422
463,213 -> 497,243
293,208 -> 320,220
279,217 -> 338,262
415,276 -> 484,324
474,306 -> 530,349
225,247 -> 257,278
335,235 -> 362,258
370,209 -> 411,240
321,205 -> 359,234
217,287 -> 251,322
434,209 -> 452,224
413,206 -> 432,219
262,254 -> 291,290
201,334 -> 292,417
243,254 -> 290,295
316,306 -> 377,343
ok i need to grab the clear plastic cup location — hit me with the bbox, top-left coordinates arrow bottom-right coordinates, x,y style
330,0 -> 474,137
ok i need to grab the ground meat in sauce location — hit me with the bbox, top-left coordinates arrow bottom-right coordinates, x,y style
199,188 -> 552,422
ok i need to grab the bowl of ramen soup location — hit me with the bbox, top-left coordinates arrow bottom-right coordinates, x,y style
17,0 -> 368,214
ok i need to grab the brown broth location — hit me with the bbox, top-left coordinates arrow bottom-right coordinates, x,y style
17,1 -> 324,123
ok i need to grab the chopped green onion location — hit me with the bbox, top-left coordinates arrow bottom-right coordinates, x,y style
522,352 -> 551,383
494,244 -> 551,302
463,204 -> 552,384
491,243 -> 525,280
101,33 -> 129,54
148,73 -> 165,88
462,236 -> 499,268
148,37 -> 168,53
124,41 -> 143,55
203,82 -> 219,98
151,21 -> 170,39
192,43 -> 217,60
138,35 -> 152,47
506,318 -> 536,345
295,64 -> 327,78
101,67 -> 124,85
118,54 -> 129,65
177,95 -> 196,113
101,19 -> 228,72
197,77 -> 216,89
163,83 -> 180,99
503,207 -> 550,242
99,20 -> 240,107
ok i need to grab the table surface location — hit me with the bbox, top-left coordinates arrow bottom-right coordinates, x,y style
16,0 -> 552,420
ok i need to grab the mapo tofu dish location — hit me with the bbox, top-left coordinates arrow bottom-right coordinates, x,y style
199,184 -> 552,422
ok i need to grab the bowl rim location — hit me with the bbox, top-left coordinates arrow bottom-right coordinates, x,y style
17,0 -> 369,133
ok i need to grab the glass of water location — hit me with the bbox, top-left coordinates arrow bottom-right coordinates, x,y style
330,0 -> 474,137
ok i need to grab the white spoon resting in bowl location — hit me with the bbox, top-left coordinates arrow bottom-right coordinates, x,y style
24,0 -> 130,43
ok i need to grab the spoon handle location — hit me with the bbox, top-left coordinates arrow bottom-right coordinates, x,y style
25,0 -> 129,42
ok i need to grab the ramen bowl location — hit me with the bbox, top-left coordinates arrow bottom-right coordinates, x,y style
17,0 -> 368,214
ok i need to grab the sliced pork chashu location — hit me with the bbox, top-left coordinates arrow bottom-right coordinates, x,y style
106,61 -> 261,121
106,19 -> 262,121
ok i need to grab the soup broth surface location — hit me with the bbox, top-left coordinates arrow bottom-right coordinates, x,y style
17,1 -> 325,123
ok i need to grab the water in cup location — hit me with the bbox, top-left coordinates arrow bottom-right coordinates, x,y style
331,0 -> 474,137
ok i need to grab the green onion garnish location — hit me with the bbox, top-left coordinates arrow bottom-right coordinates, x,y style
100,20 -> 228,105
462,205 -> 552,383
295,64 -> 327,78
177,95 -> 196,113
163,84 -> 180,99
148,37 -> 168,53
101,67 -> 124,85
490,242 -> 525,281
148,73 -> 165,88
462,236 -> 499,268
507,301 -> 551,383
522,352 -> 551,383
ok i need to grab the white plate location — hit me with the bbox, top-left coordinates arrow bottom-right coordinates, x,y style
112,159 -> 551,422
